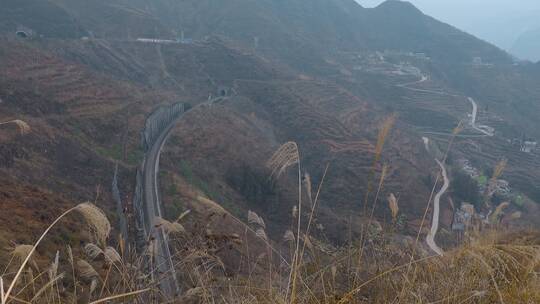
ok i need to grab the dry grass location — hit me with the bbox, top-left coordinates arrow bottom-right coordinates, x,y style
1,192 -> 538,304
76,203 -> 111,247
387,193 -> 399,223
1,120 -> 538,304
154,217 -> 185,235
267,142 -> 300,179
0,203 -> 154,304
374,114 -> 396,163
0,120 -> 31,135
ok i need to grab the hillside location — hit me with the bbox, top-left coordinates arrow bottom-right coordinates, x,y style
1,0 -> 539,248
3,0 -> 540,303
120,0 -> 510,68
0,0 -> 86,38
1,1 -> 540,302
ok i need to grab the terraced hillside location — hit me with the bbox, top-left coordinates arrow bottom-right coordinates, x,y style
2,0 -> 540,274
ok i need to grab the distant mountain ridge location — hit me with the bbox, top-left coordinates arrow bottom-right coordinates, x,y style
132,0 -> 511,67
512,27 -> 540,63
2,0 -> 510,68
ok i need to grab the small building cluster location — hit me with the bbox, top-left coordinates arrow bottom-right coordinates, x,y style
458,159 -> 480,179
472,56 -> 494,67
458,158 -> 511,198
512,137 -> 538,153
452,203 -> 475,231
521,141 -> 537,153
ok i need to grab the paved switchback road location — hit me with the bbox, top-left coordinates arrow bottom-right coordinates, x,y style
399,73 -> 496,254
426,159 -> 448,256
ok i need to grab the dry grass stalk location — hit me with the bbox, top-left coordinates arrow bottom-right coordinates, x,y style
247,210 -> 266,228
492,158 -> 508,180
76,260 -> 99,280
76,203 -> 111,247
283,230 -> 295,243
84,243 -> 104,261
31,273 -> 65,302
267,142 -> 299,179
48,251 -> 60,280
303,172 -> 313,205
10,245 -> 33,265
88,288 -> 151,304
90,278 -> 98,296
375,114 -> 396,162
509,211 -> 522,221
0,120 -> 31,135
452,119 -> 464,135
484,159 -> 508,208
145,240 -> 158,259
255,228 -> 268,241
154,217 -> 185,234
103,247 -> 121,264
267,142 -> 303,302
185,287 -> 204,298
175,210 -> 191,222
490,202 -> 510,224
387,193 -> 399,222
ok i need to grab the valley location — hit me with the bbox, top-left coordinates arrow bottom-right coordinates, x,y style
1,0 -> 540,302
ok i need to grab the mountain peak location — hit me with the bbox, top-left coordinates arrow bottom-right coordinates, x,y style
375,0 -> 423,15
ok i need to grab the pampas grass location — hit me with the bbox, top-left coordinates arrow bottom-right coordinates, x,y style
154,217 -> 185,235
1,117 -> 538,304
255,229 -> 268,241
48,251 -> 60,280
493,158 -> 508,180
76,203 -> 111,247
267,141 -> 303,303
283,230 -> 296,243
10,245 -> 33,266
84,243 -> 104,261
303,172 -> 313,206
103,247 -> 121,265
248,210 -> 266,229
387,193 -> 399,222
76,260 -> 99,280
375,115 -> 396,162
490,202 -> 510,224
0,202 -> 115,304
267,142 -> 300,179
0,120 -> 31,135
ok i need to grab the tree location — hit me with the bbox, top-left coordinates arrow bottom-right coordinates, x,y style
452,171 -> 481,209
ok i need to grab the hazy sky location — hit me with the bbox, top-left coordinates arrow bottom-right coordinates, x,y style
356,0 -> 540,52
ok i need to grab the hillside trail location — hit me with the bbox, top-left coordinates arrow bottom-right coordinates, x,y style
426,159 -> 448,256
398,72 -> 494,255
398,73 -> 494,137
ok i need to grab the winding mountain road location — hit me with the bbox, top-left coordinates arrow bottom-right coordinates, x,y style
468,97 -> 494,136
426,159 -> 448,256
398,73 -> 494,137
399,72 -> 492,255
143,114 -> 182,297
